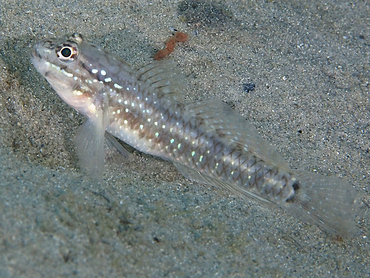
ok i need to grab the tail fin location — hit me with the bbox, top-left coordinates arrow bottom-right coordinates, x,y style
282,170 -> 363,238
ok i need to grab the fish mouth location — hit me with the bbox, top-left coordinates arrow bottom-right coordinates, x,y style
31,43 -> 45,74
31,41 -> 53,77
31,44 -> 42,60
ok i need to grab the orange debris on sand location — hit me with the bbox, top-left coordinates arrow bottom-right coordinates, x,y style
174,32 -> 188,42
154,31 -> 188,60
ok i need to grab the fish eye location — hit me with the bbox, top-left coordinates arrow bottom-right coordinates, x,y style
56,44 -> 78,62
61,47 -> 72,58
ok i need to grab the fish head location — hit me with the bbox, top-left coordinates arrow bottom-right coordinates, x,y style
31,33 -> 108,117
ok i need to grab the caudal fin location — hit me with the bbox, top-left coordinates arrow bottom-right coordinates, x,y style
283,170 -> 363,238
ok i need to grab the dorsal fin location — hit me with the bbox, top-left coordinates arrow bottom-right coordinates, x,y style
136,60 -> 185,101
186,99 -> 290,170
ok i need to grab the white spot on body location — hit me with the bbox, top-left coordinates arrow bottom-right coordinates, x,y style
61,69 -> 73,78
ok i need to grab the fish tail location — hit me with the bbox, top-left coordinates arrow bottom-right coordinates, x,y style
283,170 -> 363,238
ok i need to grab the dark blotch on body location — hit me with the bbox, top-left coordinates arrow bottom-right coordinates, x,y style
292,182 -> 300,191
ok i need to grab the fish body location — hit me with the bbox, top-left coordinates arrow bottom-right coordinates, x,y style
32,33 -> 362,237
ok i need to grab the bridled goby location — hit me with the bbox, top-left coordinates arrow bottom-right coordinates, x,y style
31,33 -> 362,237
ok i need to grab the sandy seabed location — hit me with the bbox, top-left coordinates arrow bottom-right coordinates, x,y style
0,1 -> 369,277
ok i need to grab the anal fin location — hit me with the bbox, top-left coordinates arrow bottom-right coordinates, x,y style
173,162 -> 274,207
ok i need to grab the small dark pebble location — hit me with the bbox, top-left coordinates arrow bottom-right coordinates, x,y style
243,82 -> 255,93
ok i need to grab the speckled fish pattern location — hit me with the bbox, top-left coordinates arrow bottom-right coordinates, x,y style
31,33 -> 362,238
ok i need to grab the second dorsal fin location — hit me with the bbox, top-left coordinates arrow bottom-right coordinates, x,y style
186,99 -> 290,171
